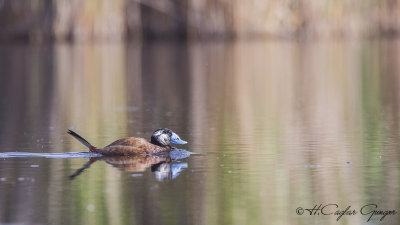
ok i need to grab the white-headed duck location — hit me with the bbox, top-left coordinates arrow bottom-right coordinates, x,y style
67,128 -> 187,156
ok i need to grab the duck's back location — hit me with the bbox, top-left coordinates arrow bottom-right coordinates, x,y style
106,137 -> 149,148
95,137 -> 169,156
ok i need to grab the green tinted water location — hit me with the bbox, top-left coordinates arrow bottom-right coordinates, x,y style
0,40 -> 399,225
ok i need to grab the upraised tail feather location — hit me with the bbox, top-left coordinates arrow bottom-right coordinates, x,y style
67,129 -> 97,152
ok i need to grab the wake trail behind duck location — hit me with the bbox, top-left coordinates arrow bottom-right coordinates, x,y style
0,152 -> 103,158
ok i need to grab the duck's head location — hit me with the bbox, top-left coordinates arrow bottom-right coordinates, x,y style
151,128 -> 187,147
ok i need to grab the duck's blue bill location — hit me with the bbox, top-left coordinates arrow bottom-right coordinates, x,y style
170,132 -> 187,144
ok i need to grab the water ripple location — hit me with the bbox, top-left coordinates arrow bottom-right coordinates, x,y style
0,152 -> 103,158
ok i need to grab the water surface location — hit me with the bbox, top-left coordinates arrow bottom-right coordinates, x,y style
0,40 -> 400,225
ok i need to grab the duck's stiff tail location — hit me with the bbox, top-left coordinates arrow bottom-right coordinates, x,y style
67,129 -> 97,152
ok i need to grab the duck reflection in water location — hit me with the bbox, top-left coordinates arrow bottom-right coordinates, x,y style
152,161 -> 188,181
70,149 -> 190,181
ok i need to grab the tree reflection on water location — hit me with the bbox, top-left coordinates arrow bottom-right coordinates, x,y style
1,40 -> 400,225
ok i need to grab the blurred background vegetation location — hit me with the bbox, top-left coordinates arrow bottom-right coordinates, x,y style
0,0 -> 399,42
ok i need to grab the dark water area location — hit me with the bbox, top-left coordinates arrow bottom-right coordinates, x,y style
0,40 -> 400,225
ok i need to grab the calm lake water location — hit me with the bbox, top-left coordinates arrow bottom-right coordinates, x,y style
0,40 -> 399,225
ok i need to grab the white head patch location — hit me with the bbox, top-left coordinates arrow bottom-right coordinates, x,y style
152,129 -> 170,146
153,130 -> 163,136
158,133 -> 170,145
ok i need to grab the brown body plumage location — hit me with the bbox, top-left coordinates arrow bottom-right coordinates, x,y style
94,137 -> 171,155
67,128 -> 186,156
